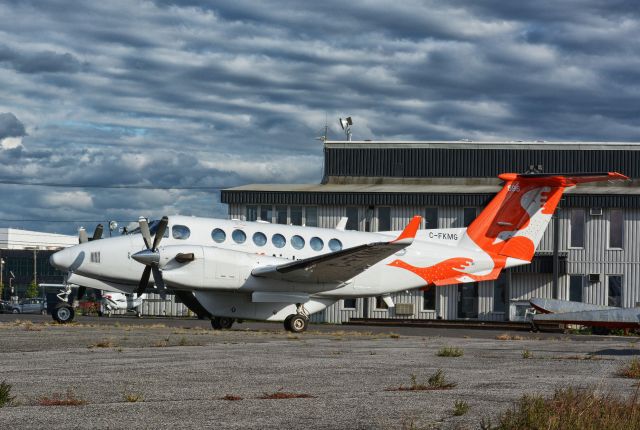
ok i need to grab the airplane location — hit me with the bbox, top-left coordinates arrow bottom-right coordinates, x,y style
529,297 -> 640,334
49,172 -> 628,332
99,292 -> 145,318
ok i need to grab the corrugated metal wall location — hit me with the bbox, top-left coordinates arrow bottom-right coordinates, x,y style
323,147 -> 640,179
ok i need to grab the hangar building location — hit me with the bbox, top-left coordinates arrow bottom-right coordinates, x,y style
221,140 -> 640,323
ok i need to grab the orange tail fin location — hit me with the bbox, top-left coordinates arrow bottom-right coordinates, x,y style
464,172 -> 628,262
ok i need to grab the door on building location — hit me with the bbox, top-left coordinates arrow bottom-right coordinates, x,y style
457,283 -> 478,319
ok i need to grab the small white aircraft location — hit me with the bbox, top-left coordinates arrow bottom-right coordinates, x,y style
99,292 -> 145,318
50,172 -> 627,332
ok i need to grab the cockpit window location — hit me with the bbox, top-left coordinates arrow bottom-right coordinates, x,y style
211,228 -> 226,243
130,219 -> 169,237
172,225 -> 190,240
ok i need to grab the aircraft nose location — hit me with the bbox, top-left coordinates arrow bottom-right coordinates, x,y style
50,248 -> 75,270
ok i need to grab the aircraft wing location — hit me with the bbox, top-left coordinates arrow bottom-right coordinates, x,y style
251,216 -> 422,284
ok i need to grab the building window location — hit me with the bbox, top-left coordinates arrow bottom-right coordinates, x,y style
570,209 -> 585,248
607,275 -> 622,307
305,206 -> 318,227
343,298 -> 356,309
609,209 -> 623,249
260,206 -> 273,223
290,206 -> 303,226
378,207 -> 391,231
375,296 -> 388,310
346,207 -> 359,231
424,207 -> 438,230
276,206 -> 287,225
493,274 -> 507,313
569,275 -> 584,302
463,208 -> 477,228
246,205 -> 258,222
457,283 -> 478,318
423,286 -> 436,311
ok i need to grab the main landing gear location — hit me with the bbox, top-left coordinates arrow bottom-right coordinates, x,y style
284,303 -> 309,333
211,316 -> 234,330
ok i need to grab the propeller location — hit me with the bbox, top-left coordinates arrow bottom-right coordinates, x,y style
76,223 -> 103,300
133,216 -> 168,297
78,224 -> 104,244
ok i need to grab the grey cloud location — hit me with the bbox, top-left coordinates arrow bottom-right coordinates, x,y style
0,1 -> 638,233
0,44 -> 83,74
0,113 -> 26,139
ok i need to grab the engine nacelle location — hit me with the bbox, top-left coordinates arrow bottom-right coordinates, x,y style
158,245 -> 284,291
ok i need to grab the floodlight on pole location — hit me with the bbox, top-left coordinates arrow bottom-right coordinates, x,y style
338,117 -> 353,141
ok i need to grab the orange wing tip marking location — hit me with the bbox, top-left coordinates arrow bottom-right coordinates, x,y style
608,172 -> 629,181
392,215 -> 422,244
498,173 -> 518,181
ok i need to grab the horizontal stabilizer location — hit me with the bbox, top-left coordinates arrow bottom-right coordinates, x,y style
252,216 -> 422,284
529,298 -> 616,314
534,308 -> 640,329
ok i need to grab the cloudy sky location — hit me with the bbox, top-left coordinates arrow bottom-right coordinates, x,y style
0,0 -> 638,236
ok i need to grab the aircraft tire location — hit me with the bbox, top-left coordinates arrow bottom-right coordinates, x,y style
288,315 -> 308,333
52,303 -> 75,324
218,317 -> 234,330
283,315 -> 294,331
211,317 -> 222,330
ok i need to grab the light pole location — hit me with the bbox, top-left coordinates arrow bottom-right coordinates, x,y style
9,270 -> 15,302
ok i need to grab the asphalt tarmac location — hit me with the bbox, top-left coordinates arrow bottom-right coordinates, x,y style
0,314 -> 638,429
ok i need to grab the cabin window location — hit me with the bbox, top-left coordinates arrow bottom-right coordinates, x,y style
252,232 -> 267,247
232,229 -> 246,244
305,206 -> 318,227
569,275 -> 584,302
423,286 -> 436,311
272,233 -> 286,248
343,298 -> 357,310
328,238 -> 342,252
290,206 -> 303,226
310,237 -> 324,251
377,207 -> 391,231
609,209 -> 623,249
463,208 -> 477,227
246,205 -> 258,222
276,205 -> 287,224
570,209 -> 585,248
211,228 -> 226,243
424,207 -> 438,230
346,207 -> 359,231
607,275 -> 622,307
172,225 -> 191,240
291,235 -> 305,250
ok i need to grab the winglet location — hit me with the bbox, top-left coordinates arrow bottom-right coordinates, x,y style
392,215 -> 422,245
